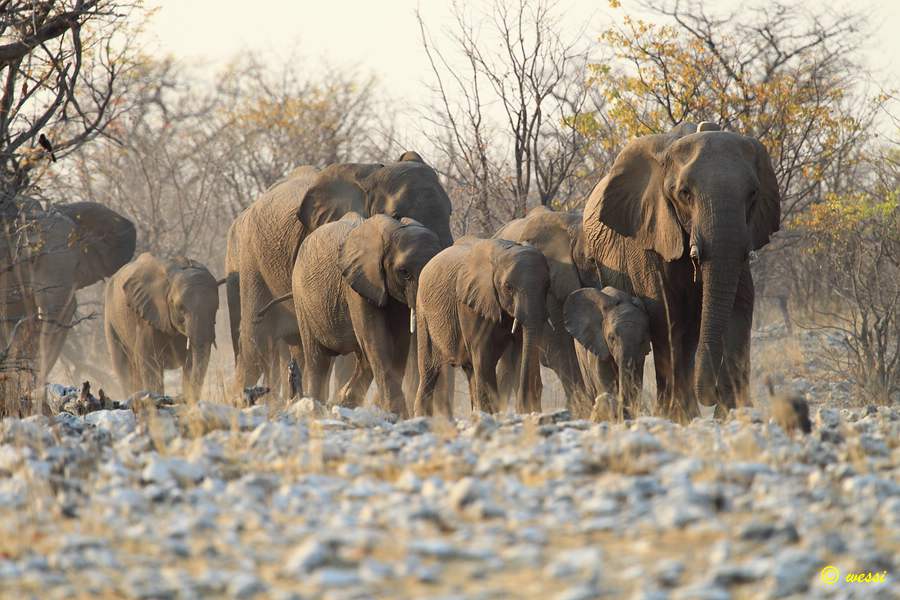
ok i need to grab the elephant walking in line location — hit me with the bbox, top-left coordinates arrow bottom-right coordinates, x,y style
105,253 -> 224,399
414,238 -> 550,417
563,286 -> 651,420
1,199 -> 136,393
493,206 -> 601,417
225,153 -> 453,394
261,213 -> 442,416
582,122 -> 780,419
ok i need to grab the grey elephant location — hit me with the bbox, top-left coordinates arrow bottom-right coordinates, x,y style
225,153 -> 453,393
414,238 -> 550,416
105,253 -> 223,399
583,122 -> 780,419
493,206 -> 600,416
1,199 -> 136,389
262,213 -> 442,416
564,286 -> 651,420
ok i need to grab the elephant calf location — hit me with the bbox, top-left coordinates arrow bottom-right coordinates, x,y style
414,238 -> 550,417
274,213 -> 442,416
105,253 -> 223,399
564,286 -> 651,420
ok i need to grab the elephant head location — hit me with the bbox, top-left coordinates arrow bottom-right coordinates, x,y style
123,253 -> 221,399
458,239 -> 550,411
564,286 -> 650,416
339,214 -> 443,326
296,156 -> 453,247
55,202 -> 137,289
593,123 -> 780,407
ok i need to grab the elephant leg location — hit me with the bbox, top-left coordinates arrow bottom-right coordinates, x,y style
349,296 -> 408,418
301,341 -> 331,403
331,355 -> 358,403
548,331 -> 591,418
338,352 -> 373,408
496,345 -> 518,413
105,323 -> 134,397
236,271 -> 268,390
402,341 -> 419,418
470,345 -> 501,414
719,266 -> 754,411
225,272 -> 241,362
413,322 -> 441,418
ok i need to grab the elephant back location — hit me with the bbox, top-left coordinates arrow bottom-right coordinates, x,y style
54,202 -> 136,289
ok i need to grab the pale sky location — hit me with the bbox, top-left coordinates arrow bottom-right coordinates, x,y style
146,0 -> 900,128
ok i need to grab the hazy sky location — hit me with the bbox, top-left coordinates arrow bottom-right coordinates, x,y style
146,0 -> 899,131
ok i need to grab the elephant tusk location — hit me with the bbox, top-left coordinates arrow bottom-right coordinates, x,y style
511,318 -> 519,335
409,309 -> 416,334
186,337 -> 191,351
748,250 -> 759,264
547,318 -> 555,331
690,244 -> 700,260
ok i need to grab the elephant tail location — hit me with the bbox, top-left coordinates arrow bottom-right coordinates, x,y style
255,293 -> 293,323
226,272 -> 241,361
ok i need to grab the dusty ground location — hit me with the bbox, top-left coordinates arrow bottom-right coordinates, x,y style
1,328 -> 896,599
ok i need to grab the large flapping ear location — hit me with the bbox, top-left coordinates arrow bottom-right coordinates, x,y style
457,240 -> 505,322
594,134 -> 686,261
564,288 -> 615,361
122,253 -> 173,333
340,215 -> 397,307
296,164 -> 381,232
747,137 -> 782,250
55,202 -> 136,289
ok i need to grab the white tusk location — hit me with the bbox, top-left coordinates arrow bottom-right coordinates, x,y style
547,318 -> 555,331
409,308 -> 416,334
748,250 -> 759,263
186,337 -> 191,351
690,244 -> 700,260
511,318 -> 519,335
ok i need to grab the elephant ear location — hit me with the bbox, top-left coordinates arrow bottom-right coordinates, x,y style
297,164 -> 380,232
122,253 -> 173,333
339,215 -> 397,307
564,288 -> 615,361
594,134 -> 685,261
55,202 -> 136,289
748,137 -> 781,250
526,212 -> 582,303
457,240 -> 505,322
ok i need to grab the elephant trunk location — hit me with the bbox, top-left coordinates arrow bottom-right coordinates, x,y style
516,325 -> 542,413
185,342 -> 212,401
617,355 -> 643,419
694,255 -> 742,411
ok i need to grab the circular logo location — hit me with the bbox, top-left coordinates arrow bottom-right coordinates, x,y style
821,565 -> 840,585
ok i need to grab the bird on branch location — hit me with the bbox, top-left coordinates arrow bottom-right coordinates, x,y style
38,133 -> 57,162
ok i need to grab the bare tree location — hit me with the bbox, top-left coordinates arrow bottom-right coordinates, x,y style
418,0 -> 592,236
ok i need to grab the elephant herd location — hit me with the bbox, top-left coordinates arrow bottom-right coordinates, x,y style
3,121 -> 781,423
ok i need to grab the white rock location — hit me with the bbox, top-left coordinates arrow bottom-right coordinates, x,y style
84,410 -> 136,437
283,539 -> 335,575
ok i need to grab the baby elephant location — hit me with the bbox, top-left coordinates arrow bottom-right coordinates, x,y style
415,238 -> 550,416
105,253 -> 223,399
564,286 -> 650,420
286,212 -> 442,416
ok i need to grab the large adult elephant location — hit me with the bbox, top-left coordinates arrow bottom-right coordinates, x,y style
225,153 -> 453,391
582,123 -> 780,419
0,198 -> 136,390
493,206 -> 600,417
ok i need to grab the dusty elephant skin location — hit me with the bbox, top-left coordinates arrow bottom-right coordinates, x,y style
564,286 -> 651,420
493,206 -> 601,417
414,238 -> 550,416
582,122 -> 781,420
104,253 -> 222,400
288,212 -> 442,417
224,153 -> 452,394
0,199 -> 136,390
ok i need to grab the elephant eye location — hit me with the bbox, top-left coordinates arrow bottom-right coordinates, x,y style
678,187 -> 691,201
398,267 -> 412,280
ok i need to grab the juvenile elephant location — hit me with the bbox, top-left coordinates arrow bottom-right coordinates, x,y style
564,287 -> 651,420
583,122 -> 780,418
493,206 -> 600,416
271,213 -> 442,416
225,153 -> 452,393
414,238 -> 550,416
105,253 -> 223,399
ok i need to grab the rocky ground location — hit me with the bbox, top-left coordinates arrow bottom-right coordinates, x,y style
0,390 -> 897,599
